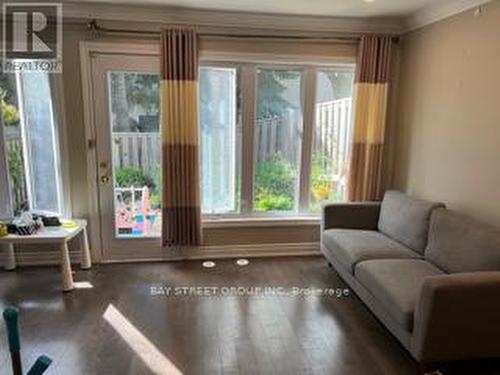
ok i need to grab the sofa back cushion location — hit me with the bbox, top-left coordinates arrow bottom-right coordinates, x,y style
378,191 -> 444,254
425,208 -> 500,273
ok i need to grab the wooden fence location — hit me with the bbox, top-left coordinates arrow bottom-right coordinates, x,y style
255,98 -> 353,168
112,97 -> 352,175
314,98 -> 353,178
1,99 -> 351,215
255,111 -> 302,163
112,132 -> 161,172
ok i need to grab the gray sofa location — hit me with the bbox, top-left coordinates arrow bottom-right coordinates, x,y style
321,190 -> 500,367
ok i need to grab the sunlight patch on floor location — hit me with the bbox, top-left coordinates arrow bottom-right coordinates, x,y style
103,304 -> 183,375
74,281 -> 94,289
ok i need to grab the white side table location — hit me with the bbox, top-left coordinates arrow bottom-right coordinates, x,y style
0,219 -> 92,292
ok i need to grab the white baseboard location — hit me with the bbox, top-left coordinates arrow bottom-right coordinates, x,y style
0,242 -> 320,267
103,242 -> 321,263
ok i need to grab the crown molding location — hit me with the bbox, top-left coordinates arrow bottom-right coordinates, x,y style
4,1 -> 493,36
404,0 -> 492,33
61,2 -> 404,36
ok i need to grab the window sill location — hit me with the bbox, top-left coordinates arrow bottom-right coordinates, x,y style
203,216 -> 320,229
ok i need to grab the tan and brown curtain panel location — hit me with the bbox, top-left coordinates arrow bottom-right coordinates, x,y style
347,35 -> 393,202
160,28 -> 202,246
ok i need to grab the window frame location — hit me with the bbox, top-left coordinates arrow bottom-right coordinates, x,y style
199,63 -> 241,215
0,65 -> 71,218
200,59 -> 356,220
0,115 -> 14,219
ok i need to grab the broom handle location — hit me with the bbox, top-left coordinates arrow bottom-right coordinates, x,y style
27,355 -> 53,375
3,307 -> 23,375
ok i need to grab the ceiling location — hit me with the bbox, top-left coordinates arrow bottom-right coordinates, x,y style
63,0 -> 454,18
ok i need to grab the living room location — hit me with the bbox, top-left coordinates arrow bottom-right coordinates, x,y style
0,0 -> 499,374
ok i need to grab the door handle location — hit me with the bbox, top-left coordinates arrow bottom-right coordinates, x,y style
100,175 -> 110,184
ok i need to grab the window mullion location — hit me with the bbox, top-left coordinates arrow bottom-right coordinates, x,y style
298,67 -> 317,213
240,64 -> 257,214
0,117 -> 14,219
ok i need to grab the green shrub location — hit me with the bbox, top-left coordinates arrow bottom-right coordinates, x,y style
0,87 -> 19,126
149,192 -> 161,208
1,102 -> 19,125
311,151 -> 332,202
255,155 -> 295,196
7,148 -> 24,189
255,190 -> 293,212
310,150 -> 345,209
115,167 -> 156,190
254,155 -> 296,211
149,165 -> 161,194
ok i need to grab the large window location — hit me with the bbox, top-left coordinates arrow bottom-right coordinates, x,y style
201,63 -> 355,217
101,61 -> 354,230
0,68 -> 65,217
254,68 -> 303,213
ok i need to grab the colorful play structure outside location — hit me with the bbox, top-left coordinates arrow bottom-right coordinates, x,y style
115,186 -> 161,236
3,307 -> 52,375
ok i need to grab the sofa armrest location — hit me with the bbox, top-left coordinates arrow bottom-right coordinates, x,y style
411,272 -> 500,363
321,202 -> 381,231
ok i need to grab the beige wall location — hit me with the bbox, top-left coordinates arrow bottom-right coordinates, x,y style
60,23 -> 360,249
393,1 -> 500,227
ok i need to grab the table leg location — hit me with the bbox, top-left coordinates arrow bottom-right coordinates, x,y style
60,241 -> 74,292
80,227 -> 92,270
3,243 -> 16,271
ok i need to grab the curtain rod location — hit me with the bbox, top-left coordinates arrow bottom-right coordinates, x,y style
86,19 -> 368,43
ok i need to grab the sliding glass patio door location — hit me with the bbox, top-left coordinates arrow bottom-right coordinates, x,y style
91,53 -> 162,259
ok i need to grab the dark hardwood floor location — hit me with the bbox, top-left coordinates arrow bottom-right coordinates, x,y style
0,256 -> 499,375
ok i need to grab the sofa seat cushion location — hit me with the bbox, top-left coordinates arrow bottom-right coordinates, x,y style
378,191 -> 445,254
322,229 -> 420,274
425,208 -> 500,273
355,259 -> 444,331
